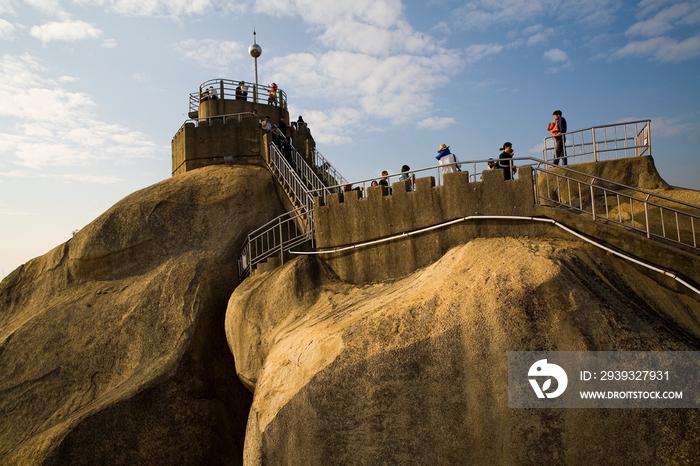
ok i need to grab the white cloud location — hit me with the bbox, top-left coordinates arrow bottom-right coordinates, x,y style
75,0 -> 241,18
544,48 -> 569,62
256,0 -> 404,28
544,48 -> 572,72
464,43 -> 503,63
431,20 -> 451,35
29,20 -> 102,44
269,49 -> 461,126
173,38 -> 243,71
626,2 -> 700,37
648,114 -> 700,138
102,38 -> 117,48
417,117 -> 455,130
453,0 -> 554,29
0,18 -> 17,40
0,0 -> 18,15
0,169 -> 120,184
295,108 -> 358,145
132,72 -> 149,82
524,24 -> 555,47
58,75 -> 79,83
23,0 -> 69,18
613,35 -> 700,63
0,53 -> 158,170
452,0 -> 622,29
252,1 -> 464,144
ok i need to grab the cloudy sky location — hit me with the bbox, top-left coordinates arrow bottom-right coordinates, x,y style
1,0 -> 699,277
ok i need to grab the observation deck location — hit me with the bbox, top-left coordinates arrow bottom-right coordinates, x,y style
188,78 -> 288,121
172,78 -> 292,176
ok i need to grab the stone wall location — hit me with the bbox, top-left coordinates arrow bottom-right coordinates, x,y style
314,167 -> 545,283
171,116 -> 264,176
198,99 -> 289,127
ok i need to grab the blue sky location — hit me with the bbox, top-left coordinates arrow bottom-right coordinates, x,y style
1,0 -> 699,278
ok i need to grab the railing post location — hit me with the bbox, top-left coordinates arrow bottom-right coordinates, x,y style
279,219 -> 284,265
592,129 -> 598,162
643,193 -> 652,239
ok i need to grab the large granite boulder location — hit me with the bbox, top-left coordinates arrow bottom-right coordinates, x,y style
226,237 -> 700,465
0,165 -> 285,465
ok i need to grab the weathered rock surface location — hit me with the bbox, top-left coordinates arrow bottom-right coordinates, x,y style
226,237 -> 700,465
0,165 -> 285,465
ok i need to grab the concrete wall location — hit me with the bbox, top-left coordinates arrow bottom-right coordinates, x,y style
291,124 -> 316,167
199,99 -> 289,127
172,98 -> 291,176
314,167 -> 545,283
171,116 -> 264,176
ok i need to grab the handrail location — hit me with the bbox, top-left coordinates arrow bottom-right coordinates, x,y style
543,120 -> 651,165
270,128 -> 337,198
237,147 -> 316,279
290,215 -> 700,297
237,207 -> 312,278
309,155 -> 699,252
532,160 -> 699,251
311,148 -> 349,188
309,157 -> 533,204
189,78 -> 288,112
238,120 -> 697,282
269,143 -> 316,213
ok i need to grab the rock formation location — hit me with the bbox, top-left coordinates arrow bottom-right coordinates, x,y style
2,158 -> 700,465
227,238 -> 700,465
0,165 -> 285,465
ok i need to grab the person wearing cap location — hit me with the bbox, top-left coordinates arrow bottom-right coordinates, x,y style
435,143 -> 461,176
498,142 -> 515,181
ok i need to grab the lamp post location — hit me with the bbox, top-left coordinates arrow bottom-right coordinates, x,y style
248,30 -> 262,104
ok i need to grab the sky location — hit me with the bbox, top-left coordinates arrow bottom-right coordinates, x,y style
1,0 -> 699,278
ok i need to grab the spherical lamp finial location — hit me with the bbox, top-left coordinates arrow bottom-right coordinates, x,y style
249,43 -> 262,58
249,30 -> 262,58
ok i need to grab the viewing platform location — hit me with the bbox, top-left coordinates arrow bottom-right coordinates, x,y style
188,79 -> 288,120
172,78 -> 292,176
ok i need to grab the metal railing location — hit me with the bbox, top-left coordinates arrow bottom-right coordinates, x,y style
189,78 -> 288,113
543,120 -> 651,164
269,143 -> 316,213
308,158 -> 530,204
238,118 -> 698,281
307,156 -> 699,253
271,129 -> 339,198
237,207 -> 312,278
237,139 -> 350,278
312,148 -> 349,188
534,161 -> 699,251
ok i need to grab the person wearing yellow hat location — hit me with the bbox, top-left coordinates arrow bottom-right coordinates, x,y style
435,143 -> 461,176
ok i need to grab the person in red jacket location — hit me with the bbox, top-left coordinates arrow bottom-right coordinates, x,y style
548,110 -> 567,165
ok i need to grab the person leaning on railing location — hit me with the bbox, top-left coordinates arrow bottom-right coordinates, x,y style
549,110 -> 567,165
268,83 -> 278,106
235,81 -> 248,100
